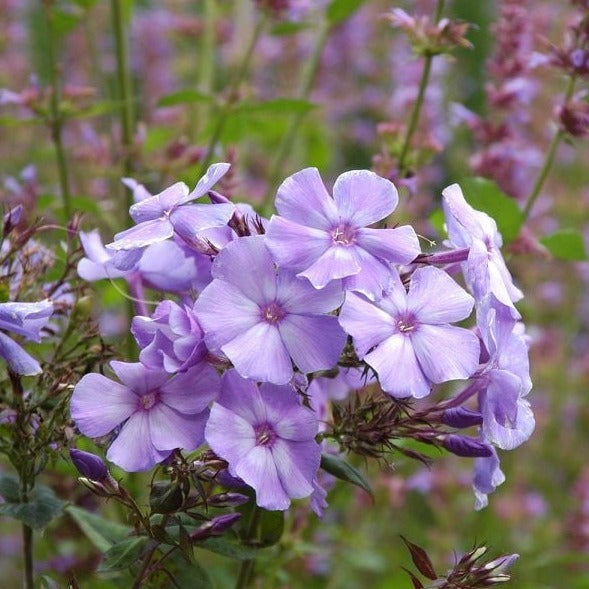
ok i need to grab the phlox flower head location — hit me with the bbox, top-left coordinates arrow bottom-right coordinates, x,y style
71,361 -> 220,471
205,371 -> 321,511
442,183 -> 523,311
339,266 -> 479,398
0,300 -> 53,375
265,168 -> 420,299
132,300 -> 206,373
108,163 -> 234,253
194,235 -> 347,385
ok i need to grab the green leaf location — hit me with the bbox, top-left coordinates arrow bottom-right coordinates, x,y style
326,0 -> 367,25
259,509 -> 284,547
233,98 -> 317,115
460,177 -> 524,243
149,481 -> 184,514
52,9 -> 82,37
165,552 -> 213,589
70,0 -> 98,9
540,229 -> 587,261
98,537 -> 150,573
428,209 -> 446,237
198,536 -> 262,561
157,90 -> 214,107
66,505 -> 132,553
0,477 -> 64,530
270,21 -> 309,36
320,454 -> 373,497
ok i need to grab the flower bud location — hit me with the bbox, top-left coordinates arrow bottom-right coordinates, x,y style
190,512 -> 242,542
441,407 -> 483,429
69,448 -> 108,482
440,435 -> 493,458
3,204 -> 23,235
208,492 -> 250,507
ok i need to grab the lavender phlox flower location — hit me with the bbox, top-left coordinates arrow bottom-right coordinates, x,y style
442,183 -> 523,310
71,361 -> 220,471
339,266 -> 479,398
121,177 -> 153,203
132,300 -> 206,373
108,163 -> 234,253
476,295 -> 534,450
473,445 -> 506,510
78,230 -> 129,281
0,300 -> 53,375
205,371 -> 321,511
265,168 -> 420,299
194,236 -> 346,385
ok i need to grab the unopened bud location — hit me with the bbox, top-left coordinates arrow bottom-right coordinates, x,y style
441,435 -> 493,458
441,407 -> 483,429
190,512 -> 242,542
208,492 -> 250,507
70,448 -> 108,482
3,204 -> 23,235
207,190 -> 232,205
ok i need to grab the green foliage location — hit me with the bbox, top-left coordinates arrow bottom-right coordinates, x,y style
97,537 -> 150,573
326,0 -> 368,26
540,229 -> 588,261
320,454 -> 373,497
66,505 -> 132,552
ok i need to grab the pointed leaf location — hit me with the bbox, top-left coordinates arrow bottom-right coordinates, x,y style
401,536 -> 437,581
259,509 -> 284,547
326,0 -> 367,25
66,505 -> 131,552
540,229 -> 587,261
198,536 -> 263,561
320,454 -> 373,497
401,567 -> 425,589
98,537 -> 150,572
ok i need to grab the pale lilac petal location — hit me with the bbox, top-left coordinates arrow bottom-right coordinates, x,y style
222,323 -> 292,384
110,218 -> 173,250
194,281 -> 260,350
277,272 -> 343,314
411,324 -> 480,383
210,236 -> 276,303
0,300 -> 53,340
121,177 -> 152,202
272,439 -> 318,499
355,226 -> 420,264
442,183 -> 482,246
332,170 -> 398,226
235,446 -> 291,510
499,333 -> 532,395
70,374 -> 137,437
365,334 -> 430,398
129,193 -> 166,223
341,248 -> 395,300
79,230 -> 111,264
278,314 -> 346,374
110,248 -> 143,270
160,364 -> 220,414
275,167 -> 338,230
408,267 -> 474,324
473,447 -> 505,510
488,249 -> 524,304
299,245 -> 361,289
155,182 -> 190,210
205,402 -> 257,469
110,361 -> 168,395
107,412 -> 169,471
265,216 -> 330,270
181,162 -> 231,203
149,404 -> 209,451
0,332 -> 42,375
170,203 -> 235,246
339,292 -> 396,357
218,371 -> 268,424
77,257 -> 127,281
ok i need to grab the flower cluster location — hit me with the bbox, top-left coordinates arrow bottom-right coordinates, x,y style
71,163 -> 533,511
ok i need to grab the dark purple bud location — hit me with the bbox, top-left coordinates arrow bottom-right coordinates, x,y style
441,407 -> 483,429
209,512 -> 242,534
208,492 -> 250,507
216,469 -> 247,490
441,435 -> 493,458
571,48 -> 585,69
3,204 -> 23,235
208,190 -> 232,204
69,448 -> 108,482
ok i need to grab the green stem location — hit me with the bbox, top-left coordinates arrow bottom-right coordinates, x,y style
522,75 -> 577,222
20,476 -> 33,589
262,22 -> 331,213
111,0 -> 136,216
44,3 -> 72,220
396,0 -> 445,178
199,14 -> 267,174
234,506 -> 261,589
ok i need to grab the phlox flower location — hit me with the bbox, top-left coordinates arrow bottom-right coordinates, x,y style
71,361 -> 220,471
194,236 -> 346,385
473,446 -> 505,510
442,183 -> 523,311
339,266 -> 479,398
265,167 -> 420,298
108,163 -> 234,253
0,300 -> 53,375
205,371 -> 321,511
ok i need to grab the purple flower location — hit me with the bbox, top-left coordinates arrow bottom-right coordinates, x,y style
205,371 -> 321,511
71,361 -> 220,471
0,300 -> 53,375
265,168 -> 420,298
77,230 -> 128,281
477,296 -> 534,450
69,448 -> 108,482
132,300 -> 206,373
108,163 -> 234,253
442,183 -> 523,310
193,236 -> 346,385
473,446 -> 505,510
339,267 -> 479,398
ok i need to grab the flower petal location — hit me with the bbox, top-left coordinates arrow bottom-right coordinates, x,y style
272,438 -> 319,499
110,218 -> 174,250
332,170 -> 398,226
299,245 -> 361,289
149,403 -> 208,451
355,225 -> 420,264
277,270 -> 343,314
160,363 -> 220,414
181,162 -> 231,203
71,373 -> 137,437
0,332 -> 42,375
110,361 -> 169,395
170,203 -> 235,246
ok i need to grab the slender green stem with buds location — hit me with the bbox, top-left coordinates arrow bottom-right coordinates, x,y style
522,75 -> 577,222
235,506 -> 261,589
396,0 -> 445,178
43,2 -> 72,220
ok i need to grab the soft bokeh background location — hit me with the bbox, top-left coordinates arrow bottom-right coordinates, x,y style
1,0 -> 589,587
